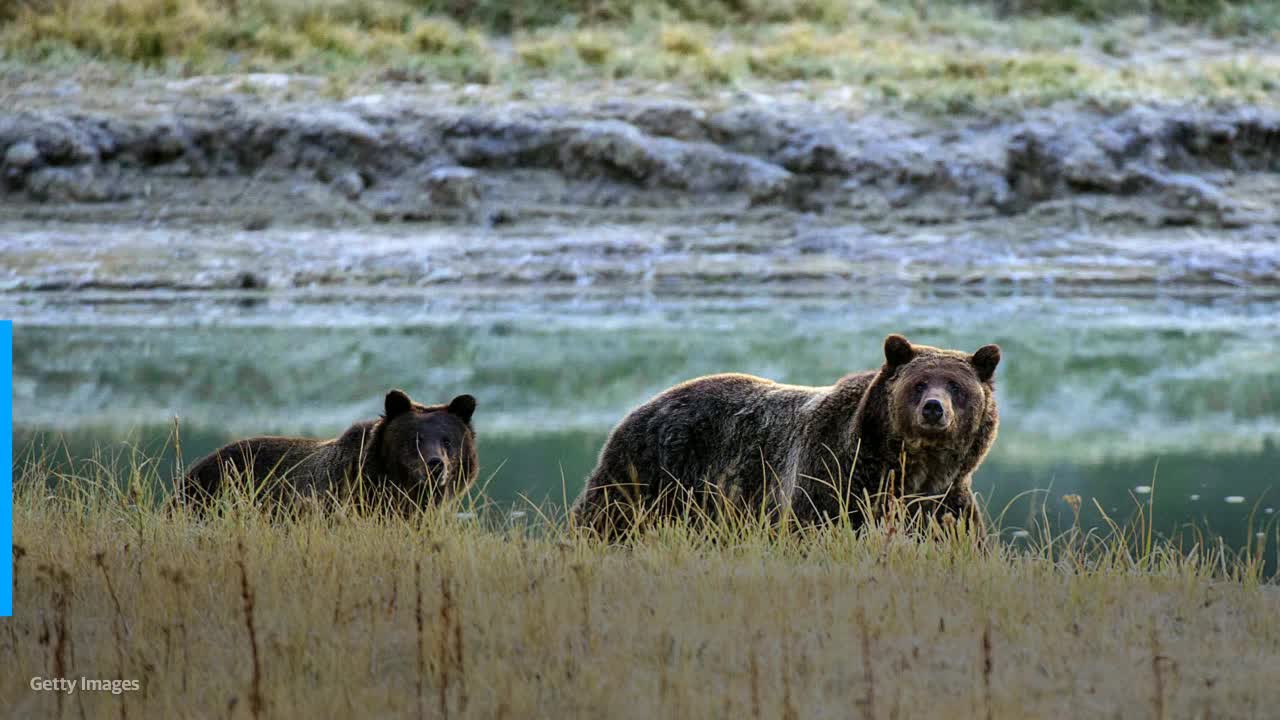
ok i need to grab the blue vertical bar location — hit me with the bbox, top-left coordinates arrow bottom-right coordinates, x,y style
1,320 -> 10,616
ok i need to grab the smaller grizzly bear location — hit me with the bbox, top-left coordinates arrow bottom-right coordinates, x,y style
571,334 -> 1000,537
176,390 -> 478,511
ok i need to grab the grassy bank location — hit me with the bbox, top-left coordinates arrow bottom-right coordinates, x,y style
2,0 -> 1278,112
4,450 -> 1279,718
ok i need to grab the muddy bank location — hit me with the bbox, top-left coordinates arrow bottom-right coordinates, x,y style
5,219 -> 1280,292
3,82 -> 1279,231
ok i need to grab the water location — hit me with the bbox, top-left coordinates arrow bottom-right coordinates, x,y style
8,285 -> 1279,556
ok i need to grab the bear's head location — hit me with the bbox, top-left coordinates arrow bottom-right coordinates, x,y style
880,334 -> 1000,448
376,389 -> 478,504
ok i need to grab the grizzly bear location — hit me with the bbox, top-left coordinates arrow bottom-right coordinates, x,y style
571,334 -> 1000,537
176,390 -> 478,511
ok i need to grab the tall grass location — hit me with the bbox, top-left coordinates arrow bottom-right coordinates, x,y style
4,443 -> 1279,717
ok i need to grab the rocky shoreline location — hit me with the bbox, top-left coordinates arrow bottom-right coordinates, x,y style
4,82 -> 1278,228
2,79 -> 1279,293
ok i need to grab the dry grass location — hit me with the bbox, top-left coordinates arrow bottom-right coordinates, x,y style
4,446 -> 1280,718
1,0 -> 1278,111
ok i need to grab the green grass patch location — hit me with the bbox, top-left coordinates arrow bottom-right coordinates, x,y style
2,1 -> 1277,109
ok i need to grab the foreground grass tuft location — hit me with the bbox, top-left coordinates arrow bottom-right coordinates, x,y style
4,447 -> 1279,717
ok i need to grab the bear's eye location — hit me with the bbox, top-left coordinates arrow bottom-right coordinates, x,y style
442,438 -> 452,451
947,380 -> 964,396
914,381 -> 928,393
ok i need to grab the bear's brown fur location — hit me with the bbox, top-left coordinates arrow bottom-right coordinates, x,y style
176,390 -> 478,511
571,334 -> 1000,537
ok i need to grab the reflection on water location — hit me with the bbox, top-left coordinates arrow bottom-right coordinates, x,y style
8,287 -> 1280,557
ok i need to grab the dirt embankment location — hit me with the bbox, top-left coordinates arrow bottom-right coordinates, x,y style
3,81 -> 1278,230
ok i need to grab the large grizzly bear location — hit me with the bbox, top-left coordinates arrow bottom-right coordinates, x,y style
176,390 -> 478,511
571,335 -> 1000,536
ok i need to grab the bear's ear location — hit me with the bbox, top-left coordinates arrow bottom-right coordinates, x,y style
385,389 -> 413,419
883,334 -> 915,368
971,344 -> 1001,382
447,394 -> 477,424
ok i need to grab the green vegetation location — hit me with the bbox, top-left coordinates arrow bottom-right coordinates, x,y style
994,0 -> 1279,29
1,1 -> 1277,111
6,0 -> 1276,36
5,445 -> 1279,716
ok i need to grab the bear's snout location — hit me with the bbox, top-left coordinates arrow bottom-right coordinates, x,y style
921,392 -> 952,425
425,457 -> 447,483
926,394 -> 947,422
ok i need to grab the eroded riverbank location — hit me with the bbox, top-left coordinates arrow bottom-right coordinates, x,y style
4,79 -> 1280,292
4,80 -> 1280,231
